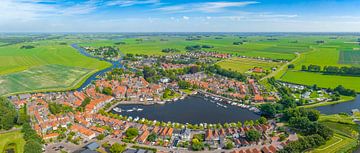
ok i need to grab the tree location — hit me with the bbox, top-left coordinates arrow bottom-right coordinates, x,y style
0,97 -> 17,130
191,138 -> 204,151
259,103 -> 281,118
80,97 -> 91,108
24,140 -> 42,153
225,141 -> 235,149
125,128 -> 139,139
245,130 -> 261,142
258,117 -> 268,124
301,65 -> 307,71
147,133 -> 157,142
97,134 -> 105,140
288,64 -> 295,69
110,143 -> 126,153
103,87 -> 113,96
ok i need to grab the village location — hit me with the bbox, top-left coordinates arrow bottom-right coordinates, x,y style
6,51 -> 343,153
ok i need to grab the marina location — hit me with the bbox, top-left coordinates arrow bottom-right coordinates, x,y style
112,95 -> 260,124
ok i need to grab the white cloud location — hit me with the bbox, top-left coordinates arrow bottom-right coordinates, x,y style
183,16 -> 190,20
156,1 -> 258,13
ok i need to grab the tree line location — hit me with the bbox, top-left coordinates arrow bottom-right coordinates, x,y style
302,64 -> 360,76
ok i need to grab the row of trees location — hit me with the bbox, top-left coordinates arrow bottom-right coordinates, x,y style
334,85 -> 357,97
22,123 -> 43,153
161,48 -> 180,53
185,45 -> 213,51
302,64 -> 360,76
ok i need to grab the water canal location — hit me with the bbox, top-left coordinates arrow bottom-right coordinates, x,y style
315,94 -> 360,115
71,43 -> 123,91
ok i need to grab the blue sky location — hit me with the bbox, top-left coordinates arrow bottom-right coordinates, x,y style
1,0 -> 360,32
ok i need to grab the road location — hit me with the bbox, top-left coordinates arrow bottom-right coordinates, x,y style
260,52 -> 301,81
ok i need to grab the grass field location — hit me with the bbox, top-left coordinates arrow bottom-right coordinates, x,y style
0,40 -> 111,95
217,57 -> 283,73
0,130 -> 25,153
339,50 -> 360,65
0,65 -> 93,95
280,70 -> 360,90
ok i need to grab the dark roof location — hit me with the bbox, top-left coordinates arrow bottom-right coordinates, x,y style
86,142 -> 100,150
136,149 -> 147,153
123,149 -> 137,153
80,149 -> 97,153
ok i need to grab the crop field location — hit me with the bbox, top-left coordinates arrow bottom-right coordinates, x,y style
339,50 -> 360,65
0,40 -> 110,95
280,71 -> 360,90
0,65 -> 92,95
217,57 -> 283,73
0,130 -> 25,153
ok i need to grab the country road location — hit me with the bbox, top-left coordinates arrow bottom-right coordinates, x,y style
260,52 -> 301,81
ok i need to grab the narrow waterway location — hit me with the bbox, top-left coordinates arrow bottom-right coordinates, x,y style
315,95 -> 360,115
71,44 -> 123,91
111,95 -> 260,124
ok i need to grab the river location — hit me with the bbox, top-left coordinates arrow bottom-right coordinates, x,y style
111,95 -> 260,124
315,95 -> 360,115
71,44 -> 123,91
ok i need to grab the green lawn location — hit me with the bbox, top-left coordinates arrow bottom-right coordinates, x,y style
0,130 -> 25,153
217,57 -> 283,73
0,40 -> 111,95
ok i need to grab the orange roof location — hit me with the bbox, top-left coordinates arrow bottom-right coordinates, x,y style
71,124 -> 95,137
269,145 -> 277,153
137,130 -> 150,143
43,133 -> 59,139
254,94 -> 264,101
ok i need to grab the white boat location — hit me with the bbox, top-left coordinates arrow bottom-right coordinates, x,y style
113,107 -> 122,113
137,108 -> 143,111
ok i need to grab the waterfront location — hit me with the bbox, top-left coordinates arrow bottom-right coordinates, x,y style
315,95 -> 360,115
111,95 -> 260,124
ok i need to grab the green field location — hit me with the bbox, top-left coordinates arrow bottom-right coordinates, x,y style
0,65 -> 93,95
0,130 -> 25,153
339,50 -> 360,65
280,70 -> 360,90
311,133 -> 357,153
0,40 -> 111,95
79,35 -> 309,60
217,57 -> 283,73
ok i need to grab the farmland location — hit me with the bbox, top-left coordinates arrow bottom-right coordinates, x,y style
339,50 -> 360,65
79,35 -> 309,60
280,70 -> 360,90
217,57 -> 283,73
0,65 -> 93,95
0,39 -> 111,95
